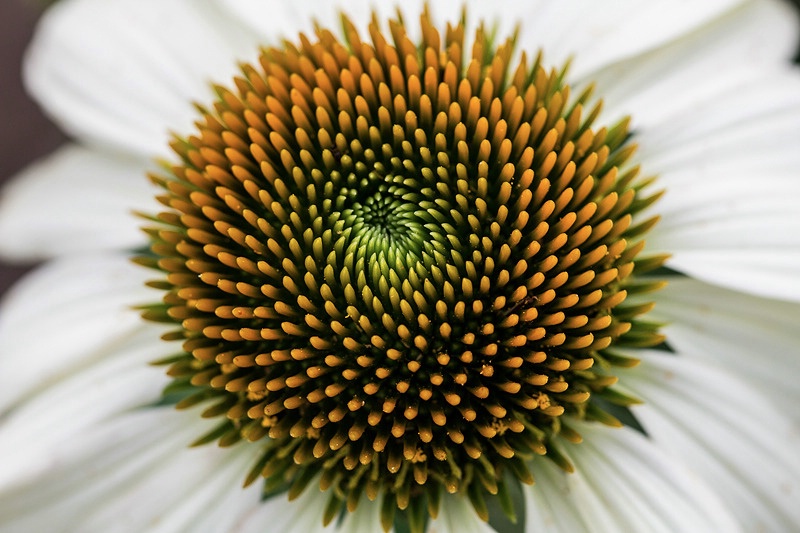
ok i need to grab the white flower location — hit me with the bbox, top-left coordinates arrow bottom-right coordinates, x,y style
1,0 -> 800,532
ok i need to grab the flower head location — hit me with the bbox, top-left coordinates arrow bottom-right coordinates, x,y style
138,11 -> 668,527
1,1 -> 800,532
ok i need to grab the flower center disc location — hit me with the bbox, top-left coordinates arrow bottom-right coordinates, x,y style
141,7 -> 664,531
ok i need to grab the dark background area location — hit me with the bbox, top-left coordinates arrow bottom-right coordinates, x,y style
1,0 -> 800,299
0,0 -> 66,297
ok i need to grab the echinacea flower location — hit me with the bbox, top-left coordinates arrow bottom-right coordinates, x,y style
1,0 -> 800,531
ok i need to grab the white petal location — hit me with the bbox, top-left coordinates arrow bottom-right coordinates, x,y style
0,408 -> 183,532
0,253 -> 164,415
635,69 -> 800,301
0,399 -> 379,533
229,485 -> 334,533
217,0 -> 747,80
0,145 -> 156,261
594,0 -> 800,125
637,69 -> 800,171
0,328 -> 170,486
523,423 -> 739,533
511,0 -> 748,79
663,251 -> 800,303
0,384 -> 359,533
429,495 -> 497,533
84,439 -> 260,533
212,0 -> 426,41
0,404 -> 260,533
25,0 -> 261,157
335,495 -> 388,533
622,352 -> 800,531
234,488 -> 386,533
654,278 -> 800,415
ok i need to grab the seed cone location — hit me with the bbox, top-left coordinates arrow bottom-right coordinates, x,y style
140,7 -> 664,531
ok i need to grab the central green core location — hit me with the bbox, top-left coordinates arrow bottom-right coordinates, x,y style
341,173 -> 428,260
140,8 -> 664,532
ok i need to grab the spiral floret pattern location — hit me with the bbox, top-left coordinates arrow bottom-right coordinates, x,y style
140,8 -> 665,531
